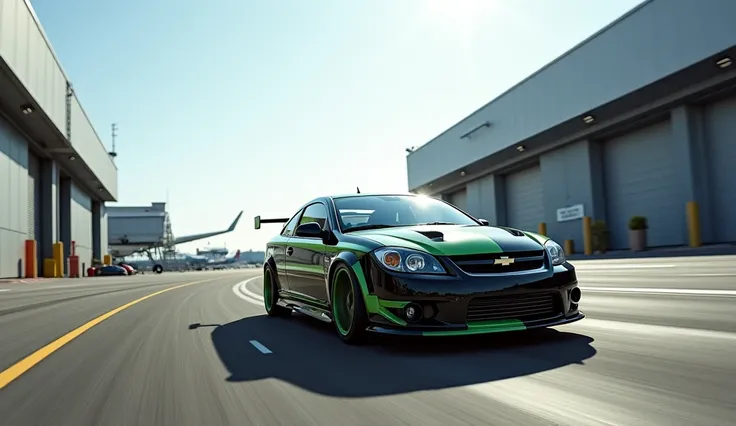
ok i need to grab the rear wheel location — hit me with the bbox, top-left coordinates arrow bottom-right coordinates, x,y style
264,266 -> 291,317
331,263 -> 368,344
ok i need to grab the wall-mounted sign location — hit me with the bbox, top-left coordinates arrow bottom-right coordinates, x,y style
556,204 -> 585,222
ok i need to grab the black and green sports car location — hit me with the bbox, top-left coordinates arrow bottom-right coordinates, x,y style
254,193 -> 583,344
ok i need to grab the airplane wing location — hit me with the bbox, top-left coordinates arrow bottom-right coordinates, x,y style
172,211 -> 243,245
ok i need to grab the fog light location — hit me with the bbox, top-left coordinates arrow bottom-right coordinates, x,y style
570,287 -> 582,304
404,303 -> 423,323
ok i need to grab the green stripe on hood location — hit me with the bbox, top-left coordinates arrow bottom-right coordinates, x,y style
351,225 -> 544,256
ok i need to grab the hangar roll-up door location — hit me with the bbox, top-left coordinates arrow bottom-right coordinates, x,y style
448,188 -> 467,211
505,164 -> 544,232
27,151 -> 40,241
703,96 -> 736,243
603,121 -> 683,250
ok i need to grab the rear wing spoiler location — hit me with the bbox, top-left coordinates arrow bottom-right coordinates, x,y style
254,215 -> 290,230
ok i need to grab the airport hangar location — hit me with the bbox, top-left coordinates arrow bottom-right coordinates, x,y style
0,0 -> 116,278
406,0 -> 736,253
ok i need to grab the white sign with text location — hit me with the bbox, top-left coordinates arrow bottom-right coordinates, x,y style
556,204 -> 585,222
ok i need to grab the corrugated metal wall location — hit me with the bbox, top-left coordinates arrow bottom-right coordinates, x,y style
99,203 -> 108,257
0,115 -> 30,278
70,181 -> 93,265
26,152 -> 38,240
28,151 -> 41,272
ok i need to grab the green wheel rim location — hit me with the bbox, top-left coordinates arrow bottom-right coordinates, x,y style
333,269 -> 354,335
263,269 -> 273,311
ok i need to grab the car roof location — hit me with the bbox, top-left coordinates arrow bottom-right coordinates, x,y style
328,192 -> 419,200
295,193 -> 425,213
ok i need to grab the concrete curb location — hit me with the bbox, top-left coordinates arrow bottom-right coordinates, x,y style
567,244 -> 736,261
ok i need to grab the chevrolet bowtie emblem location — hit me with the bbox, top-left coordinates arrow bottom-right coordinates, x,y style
495,256 -> 515,266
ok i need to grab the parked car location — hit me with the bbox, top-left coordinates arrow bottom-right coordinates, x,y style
117,263 -> 137,275
95,265 -> 128,276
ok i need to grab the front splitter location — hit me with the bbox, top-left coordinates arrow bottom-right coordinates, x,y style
366,312 -> 585,336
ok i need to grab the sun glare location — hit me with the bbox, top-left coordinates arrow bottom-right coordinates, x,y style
424,0 -> 497,27
416,0 -> 503,52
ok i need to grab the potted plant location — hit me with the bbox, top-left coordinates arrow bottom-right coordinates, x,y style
591,220 -> 609,254
628,216 -> 648,251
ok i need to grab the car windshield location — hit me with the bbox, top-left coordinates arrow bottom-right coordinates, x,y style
334,195 -> 479,232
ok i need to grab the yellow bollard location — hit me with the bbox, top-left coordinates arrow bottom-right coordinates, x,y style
53,242 -> 64,277
582,216 -> 592,255
103,254 -> 112,266
43,259 -> 57,278
564,239 -> 575,256
538,222 -> 547,236
686,201 -> 701,248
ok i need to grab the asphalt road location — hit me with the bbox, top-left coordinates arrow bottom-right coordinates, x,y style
0,256 -> 734,426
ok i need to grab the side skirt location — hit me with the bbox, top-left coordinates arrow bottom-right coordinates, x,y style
277,298 -> 333,323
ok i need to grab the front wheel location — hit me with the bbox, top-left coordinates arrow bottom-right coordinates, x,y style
263,266 -> 291,317
331,263 -> 368,344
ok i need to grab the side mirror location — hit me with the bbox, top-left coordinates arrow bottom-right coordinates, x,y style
254,215 -> 261,230
295,222 -> 324,238
478,218 -> 490,226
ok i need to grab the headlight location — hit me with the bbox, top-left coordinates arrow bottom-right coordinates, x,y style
544,239 -> 566,266
373,247 -> 446,274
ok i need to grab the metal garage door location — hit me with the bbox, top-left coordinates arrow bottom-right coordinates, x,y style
603,121 -> 683,250
703,96 -> 736,243
505,164 -> 544,232
448,188 -> 467,211
27,151 -> 40,241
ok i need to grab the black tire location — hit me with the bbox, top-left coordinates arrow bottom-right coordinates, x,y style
330,263 -> 369,344
153,264 -> 163,274
263,265 -> 291,317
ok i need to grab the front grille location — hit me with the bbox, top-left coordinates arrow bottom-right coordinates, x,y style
450,250 -> 545,274
467,292 -> 561,322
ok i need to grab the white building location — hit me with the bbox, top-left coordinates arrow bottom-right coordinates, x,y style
406,0 -> 736,251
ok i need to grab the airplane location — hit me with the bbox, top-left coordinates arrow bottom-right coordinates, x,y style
108,210 -> 243,274
202,249 -> 241,269
190,247 -> 242,268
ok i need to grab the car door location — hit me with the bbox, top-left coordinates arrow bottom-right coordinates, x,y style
284,202 -> 329,304
272,210 -> 302,292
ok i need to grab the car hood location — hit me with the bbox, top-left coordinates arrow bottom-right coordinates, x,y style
350,225 -> 548,256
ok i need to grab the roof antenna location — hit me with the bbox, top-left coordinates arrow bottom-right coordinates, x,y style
356,186 -> 361,194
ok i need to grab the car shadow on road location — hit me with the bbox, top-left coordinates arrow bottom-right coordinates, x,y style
192,313 -> 596,398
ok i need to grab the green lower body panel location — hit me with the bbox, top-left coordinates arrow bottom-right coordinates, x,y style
366,313 -> 585,336
421,319 -> 527,336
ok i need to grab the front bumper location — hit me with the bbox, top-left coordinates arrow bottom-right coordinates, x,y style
360,255 -> 583,336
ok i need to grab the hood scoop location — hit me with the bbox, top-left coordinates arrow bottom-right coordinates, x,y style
414,230 -> 444,242
497,226 -> 526,237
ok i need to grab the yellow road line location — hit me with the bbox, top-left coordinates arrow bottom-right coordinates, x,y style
0,278 -> 215,390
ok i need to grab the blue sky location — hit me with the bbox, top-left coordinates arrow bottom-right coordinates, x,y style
31,0 -> 641,253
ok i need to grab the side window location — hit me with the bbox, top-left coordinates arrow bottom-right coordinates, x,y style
281,211 -> 303,237
299,203 -> 328,230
